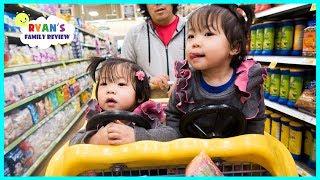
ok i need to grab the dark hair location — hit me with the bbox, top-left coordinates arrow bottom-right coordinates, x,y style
139,4 -> 179,18
87,57 -> 151,107
188,4 -> 254,69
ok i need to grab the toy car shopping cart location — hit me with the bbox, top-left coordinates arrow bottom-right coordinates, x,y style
45,99 -> 298,176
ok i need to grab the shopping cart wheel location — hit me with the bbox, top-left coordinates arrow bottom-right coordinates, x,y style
86,110 -> 151,131
179,104 -> 246,138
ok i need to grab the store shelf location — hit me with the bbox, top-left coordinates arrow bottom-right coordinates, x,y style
5,72 -> 88,113
5,58 -> 89,74
265,99 -> 316,125
76,27 -> 106,41
296,161 -> 315,176
248,55 -> 316,66
5,32 -> 21,38
24,103 -> 88,176
255,4 -> 311,19
4,85 -> 91,154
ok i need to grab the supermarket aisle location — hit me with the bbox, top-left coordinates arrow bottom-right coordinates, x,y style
32,116 -> 86,175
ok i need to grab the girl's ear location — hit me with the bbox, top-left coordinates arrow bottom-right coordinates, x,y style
230,46 -> 240,56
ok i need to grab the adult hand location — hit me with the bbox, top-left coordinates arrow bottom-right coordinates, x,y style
106,120 -> 135,145
150,75 -> 169,90
88,126 -> 109,145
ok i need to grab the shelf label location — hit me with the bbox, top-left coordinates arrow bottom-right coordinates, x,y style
268,61 -> 277,68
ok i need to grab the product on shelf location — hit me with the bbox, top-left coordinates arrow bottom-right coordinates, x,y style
48,91 -> 59,110
287,69 -> 304,108
27,104 -> 39,124
254,23 -> 264,55
270,113 -> 281,140
302,18 -> 316,57
278,68 -> 290,105
268,68 -> 280,102
5,76 -> 18,106
44,96 -> 53,115
308,128 -> 315,169
264,110 -> 272,134
262,21 -> 275,55
4,11 -> 20,32
5,115 -> 16,147
279,19 -> 294,56
12,108 -> 33,141
19,141 -> 34,169
280,116 -> 290,148
292,18 -> 307,56
288,121 -> 303,160
274,22 -> 282,55
5,147 -> 26,176
36,99 -> 46,120
295,81 -> 315,113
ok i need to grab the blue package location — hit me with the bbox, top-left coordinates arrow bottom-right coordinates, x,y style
27,104 -> 39,124
4,160 -> 13,176
5,147 -> 26,176
48,91 -> 59,110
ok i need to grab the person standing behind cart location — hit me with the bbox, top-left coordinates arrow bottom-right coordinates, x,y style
165,4 -> 267,137
121,4 -> 186,92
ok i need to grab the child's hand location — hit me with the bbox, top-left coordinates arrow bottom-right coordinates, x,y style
106,120 -> 135,145
88,126 -> 109,145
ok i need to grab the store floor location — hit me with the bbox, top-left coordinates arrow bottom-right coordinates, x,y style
32,116 -> 86,176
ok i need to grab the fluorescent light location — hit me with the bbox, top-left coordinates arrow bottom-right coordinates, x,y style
89,11 -> 99,17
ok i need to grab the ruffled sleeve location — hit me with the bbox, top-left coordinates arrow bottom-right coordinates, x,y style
133,100 -> 166,128
174,60 -> 195,113
235,59 -> 267,120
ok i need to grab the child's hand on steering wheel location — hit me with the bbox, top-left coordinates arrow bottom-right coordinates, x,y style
106,120 -> 135,145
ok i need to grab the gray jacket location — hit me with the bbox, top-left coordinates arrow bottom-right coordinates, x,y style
121,17 -> 186,80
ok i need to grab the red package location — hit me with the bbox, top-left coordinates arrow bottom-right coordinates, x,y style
62,84 -> 71,101
185,151 -> 223,176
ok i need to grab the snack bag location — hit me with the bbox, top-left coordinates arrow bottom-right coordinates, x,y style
185,151 -> 223,176
36,100 -> 46,120
296,81 -> 316,113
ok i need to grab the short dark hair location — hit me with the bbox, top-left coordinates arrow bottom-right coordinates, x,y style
188,4 -> 254,69
87,57 -> 151,107
139,4 -> 179,18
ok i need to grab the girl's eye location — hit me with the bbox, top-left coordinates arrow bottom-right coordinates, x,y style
187,34 -> 194,39
204,32 -> 214,36
118,83 -> 126,86
100,82 -> 107,86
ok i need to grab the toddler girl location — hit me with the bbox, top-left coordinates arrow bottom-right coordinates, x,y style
71,57 -> 179,145
166,4 -> 267,137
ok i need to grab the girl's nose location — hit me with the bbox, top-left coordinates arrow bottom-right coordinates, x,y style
192,42 -> 200,48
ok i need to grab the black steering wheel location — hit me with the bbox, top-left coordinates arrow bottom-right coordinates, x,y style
179,104 -> 246,139
86,110 -> 151,131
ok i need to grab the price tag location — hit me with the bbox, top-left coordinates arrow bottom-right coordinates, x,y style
268,61 -> 277,68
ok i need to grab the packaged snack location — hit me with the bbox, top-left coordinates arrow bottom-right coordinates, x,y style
292,18 -> 307,56
30,71 -> 42,92
36,69 -> 48,90
5,147 -> 26,176
262,21 -> 275,55
36,100 -> 47,120
268,68 -> 281,102
302,18 -> 316,57
289,121 -> 303,160
27,104 -> 39,124
4,160 -> 13,176
254,23 -> 264,55
11,109 -> 33,138
5,115 -> 16,146
19,140 -> 34,168
44,96 -> 53,115
62,84 -> 71,101
296,81 -> 315,113
11,74 -> 27,100
48,91 -> 59,110
5,76 -> 18,106
287,69 -> 304,108
186,151 -> 223,176
279,19 -> 294,56
56,87 -> 65,106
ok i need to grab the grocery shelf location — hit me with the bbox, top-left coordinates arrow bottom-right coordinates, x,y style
265,99 -> 316,125
248,55 -> 316,66
24,103 -> 88,176
5,72 -> 89,113
4,85 -> 91,154
5,32 -> 21,38
76,26 -> 106,41
5,58 -> 89,74
255,4 -> 311,19
296,161 -> 315,176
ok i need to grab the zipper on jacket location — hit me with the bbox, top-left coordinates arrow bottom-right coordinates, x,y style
165,47 -> 169,76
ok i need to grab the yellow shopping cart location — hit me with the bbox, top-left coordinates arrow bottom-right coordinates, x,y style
45,98 -> 298,176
